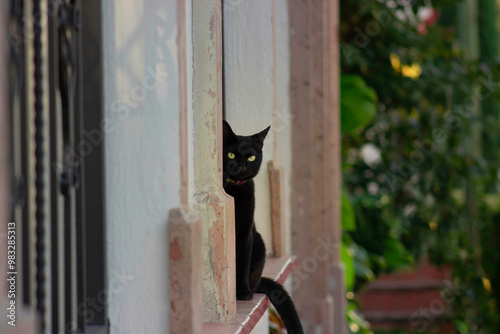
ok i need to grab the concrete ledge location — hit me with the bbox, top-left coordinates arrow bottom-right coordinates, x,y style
203,256 -> 297,334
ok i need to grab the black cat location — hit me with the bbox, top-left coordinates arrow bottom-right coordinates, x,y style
222,121 -> 304,334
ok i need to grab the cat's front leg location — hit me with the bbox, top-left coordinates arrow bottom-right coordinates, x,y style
249,230 -> 266,292
236,232 -> 254,300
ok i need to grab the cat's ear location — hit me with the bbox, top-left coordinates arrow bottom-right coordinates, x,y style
223,120 -> 236,141
253,125 -> 271,147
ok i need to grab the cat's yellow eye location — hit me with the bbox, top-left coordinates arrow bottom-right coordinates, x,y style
228,152 -> 235,159
248,156 -> 256,162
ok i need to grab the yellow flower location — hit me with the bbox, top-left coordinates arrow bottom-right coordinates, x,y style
390,53 -> 422,79
429,221 -> 438,231
482,277 -> 492,292
402,63 -> 422,80
390,53 -> 401,72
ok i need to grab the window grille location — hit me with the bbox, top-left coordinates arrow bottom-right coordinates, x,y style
7,1 -> 107,333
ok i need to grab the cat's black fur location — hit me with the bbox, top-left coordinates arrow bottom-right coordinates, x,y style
223,120 -> 304,334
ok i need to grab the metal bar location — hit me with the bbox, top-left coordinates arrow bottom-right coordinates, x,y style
81,0 -> 107,326
48,0 -> 66,331
23,0 -> 39,311
33,0 -> 48,330
73,0 -> 87,330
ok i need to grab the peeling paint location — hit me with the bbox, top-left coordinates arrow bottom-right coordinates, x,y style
170,237 -> 183,261
207,89 -> 216,98
209,14 -> 215,41
193,0 -> 236,324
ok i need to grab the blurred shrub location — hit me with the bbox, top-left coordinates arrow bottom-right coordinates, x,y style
340,0 -> 500,333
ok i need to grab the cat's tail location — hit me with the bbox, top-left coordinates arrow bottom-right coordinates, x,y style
256,277 -> 304,334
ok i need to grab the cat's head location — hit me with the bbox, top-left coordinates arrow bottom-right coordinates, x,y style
223,120 -> 270,183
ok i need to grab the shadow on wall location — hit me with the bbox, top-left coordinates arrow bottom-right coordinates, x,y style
101,1 -> 180,333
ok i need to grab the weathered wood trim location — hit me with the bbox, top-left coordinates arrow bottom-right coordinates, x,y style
193,0 -> 236,323
169,208 -> 202,334
169,0 -> 203,333
178,0 -> 189,206
268,162 -> 286,257
195,193 -> 236,323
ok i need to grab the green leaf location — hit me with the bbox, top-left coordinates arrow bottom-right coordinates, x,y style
351,245 -> 375,281
342,190 -> 356,231
342,243 -> 355,291
341,74 -> 377,134
453,320 -> 469,334
353,258 -> 375,281
383,239 -> 414,269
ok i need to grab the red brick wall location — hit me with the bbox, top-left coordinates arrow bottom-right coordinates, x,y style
357,259 -> 454,333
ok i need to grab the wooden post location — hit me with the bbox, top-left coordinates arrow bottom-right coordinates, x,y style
193,0 -> 236,323
290,0 -> 315,328
290,0 -> 345,332
269,162 -> 286,257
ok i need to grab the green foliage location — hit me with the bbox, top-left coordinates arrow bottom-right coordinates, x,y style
341,75 -> 377,134
341,190 -> 356,231
342,243 -> 355,291
340,0 -> 500,332
347,301 -> 374,334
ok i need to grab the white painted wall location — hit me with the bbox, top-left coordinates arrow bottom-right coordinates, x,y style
275,0 -> 293,255
223,0 -> 275,254
102,1 -> 180,333
101,0 -> 291,331
186,0 -> 195,207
